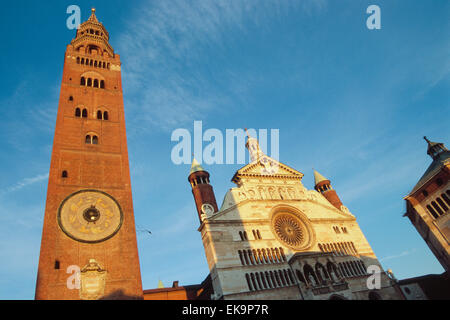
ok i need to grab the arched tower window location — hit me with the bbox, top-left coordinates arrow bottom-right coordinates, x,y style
436,197 -> 448,212
427,205 -> 439,219
296,269 -> 306,284
431,201 -> 444,215
85,135 -> 91,144
303,264 -> 318,286
279,248 -> 286,261
82,109 -> 88,118
97,110 -> 102,120
238,250 -> 244,265
103,111 -> 109,120
442,193 -> 450,207
87,78 -> 92,87
75,108 -> 81,117
265,272 -> 273,288
245,274 -> 253,291
368,291 -> 382,300
93,79 -> 99,88
62,170 -> 68,178
92,136 -> 99,145
250,273 -> 258,290
80,77 -> 86,86
100,80 -> 105,89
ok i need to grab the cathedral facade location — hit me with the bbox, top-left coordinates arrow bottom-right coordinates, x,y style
188,133 -> 402,300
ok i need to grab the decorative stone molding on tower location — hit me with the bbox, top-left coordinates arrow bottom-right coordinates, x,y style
313,170 -> 343,210
188,158 -> 219,223
404,136 -> 450,272
35,9 -> 143,300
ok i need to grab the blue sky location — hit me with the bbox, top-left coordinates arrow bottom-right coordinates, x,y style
0,0 -> 449,299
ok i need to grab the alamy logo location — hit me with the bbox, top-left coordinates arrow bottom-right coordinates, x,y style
366,5 -> 381,30
171,121 -> 280,167
66,5 -> 81,30
66,265 -> 81,289
366,265 -> 382,289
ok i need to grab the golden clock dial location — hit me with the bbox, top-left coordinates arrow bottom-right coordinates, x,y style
58,190 -> 123,243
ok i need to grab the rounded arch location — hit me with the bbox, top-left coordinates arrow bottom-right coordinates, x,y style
315,262 -> 328,284
326,261 -> 339,281
329,294 -> 348,300
368,291 -> 382,300
303,264 -> 318,286
296,269 -> 306,284
87,44 -> 102,55
85,132 -> 99,145
80,71 -> 105,82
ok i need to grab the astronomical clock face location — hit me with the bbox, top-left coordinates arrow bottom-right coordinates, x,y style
58,190 -> 123,243
270,210 -> 314,251
201,203 -> 215,216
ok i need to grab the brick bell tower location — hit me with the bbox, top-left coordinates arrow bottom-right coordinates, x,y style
35,9 -> 143,300
313,170 -> 343,210
404,137 -> 450,271
188,158 -> 218,223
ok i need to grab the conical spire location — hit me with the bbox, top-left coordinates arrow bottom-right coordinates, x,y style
424,136 -> 448,160
313,170 -> 329,186
71,7 -> 114,57
88,8 -> 98,22
190,157 -> 205,174
157,280 -> 164,288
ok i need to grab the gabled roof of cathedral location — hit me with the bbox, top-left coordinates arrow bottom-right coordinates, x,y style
190,158 -> 205,174
313,170 -> 329,185
231,154 -> 303,183
232,131 -> 303,183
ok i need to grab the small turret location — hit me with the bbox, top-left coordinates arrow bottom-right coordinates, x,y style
313,170 -> 343,210
424,136 -> 449,160
188,158 -> 218,223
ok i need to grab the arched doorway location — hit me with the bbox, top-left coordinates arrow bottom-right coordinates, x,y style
329,294 -> 347,300
368,291 -> 382,300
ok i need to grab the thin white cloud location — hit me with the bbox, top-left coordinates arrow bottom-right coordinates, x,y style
116,0 -> 327,132
379,248 -> 417,262
1,173 -> 49,195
